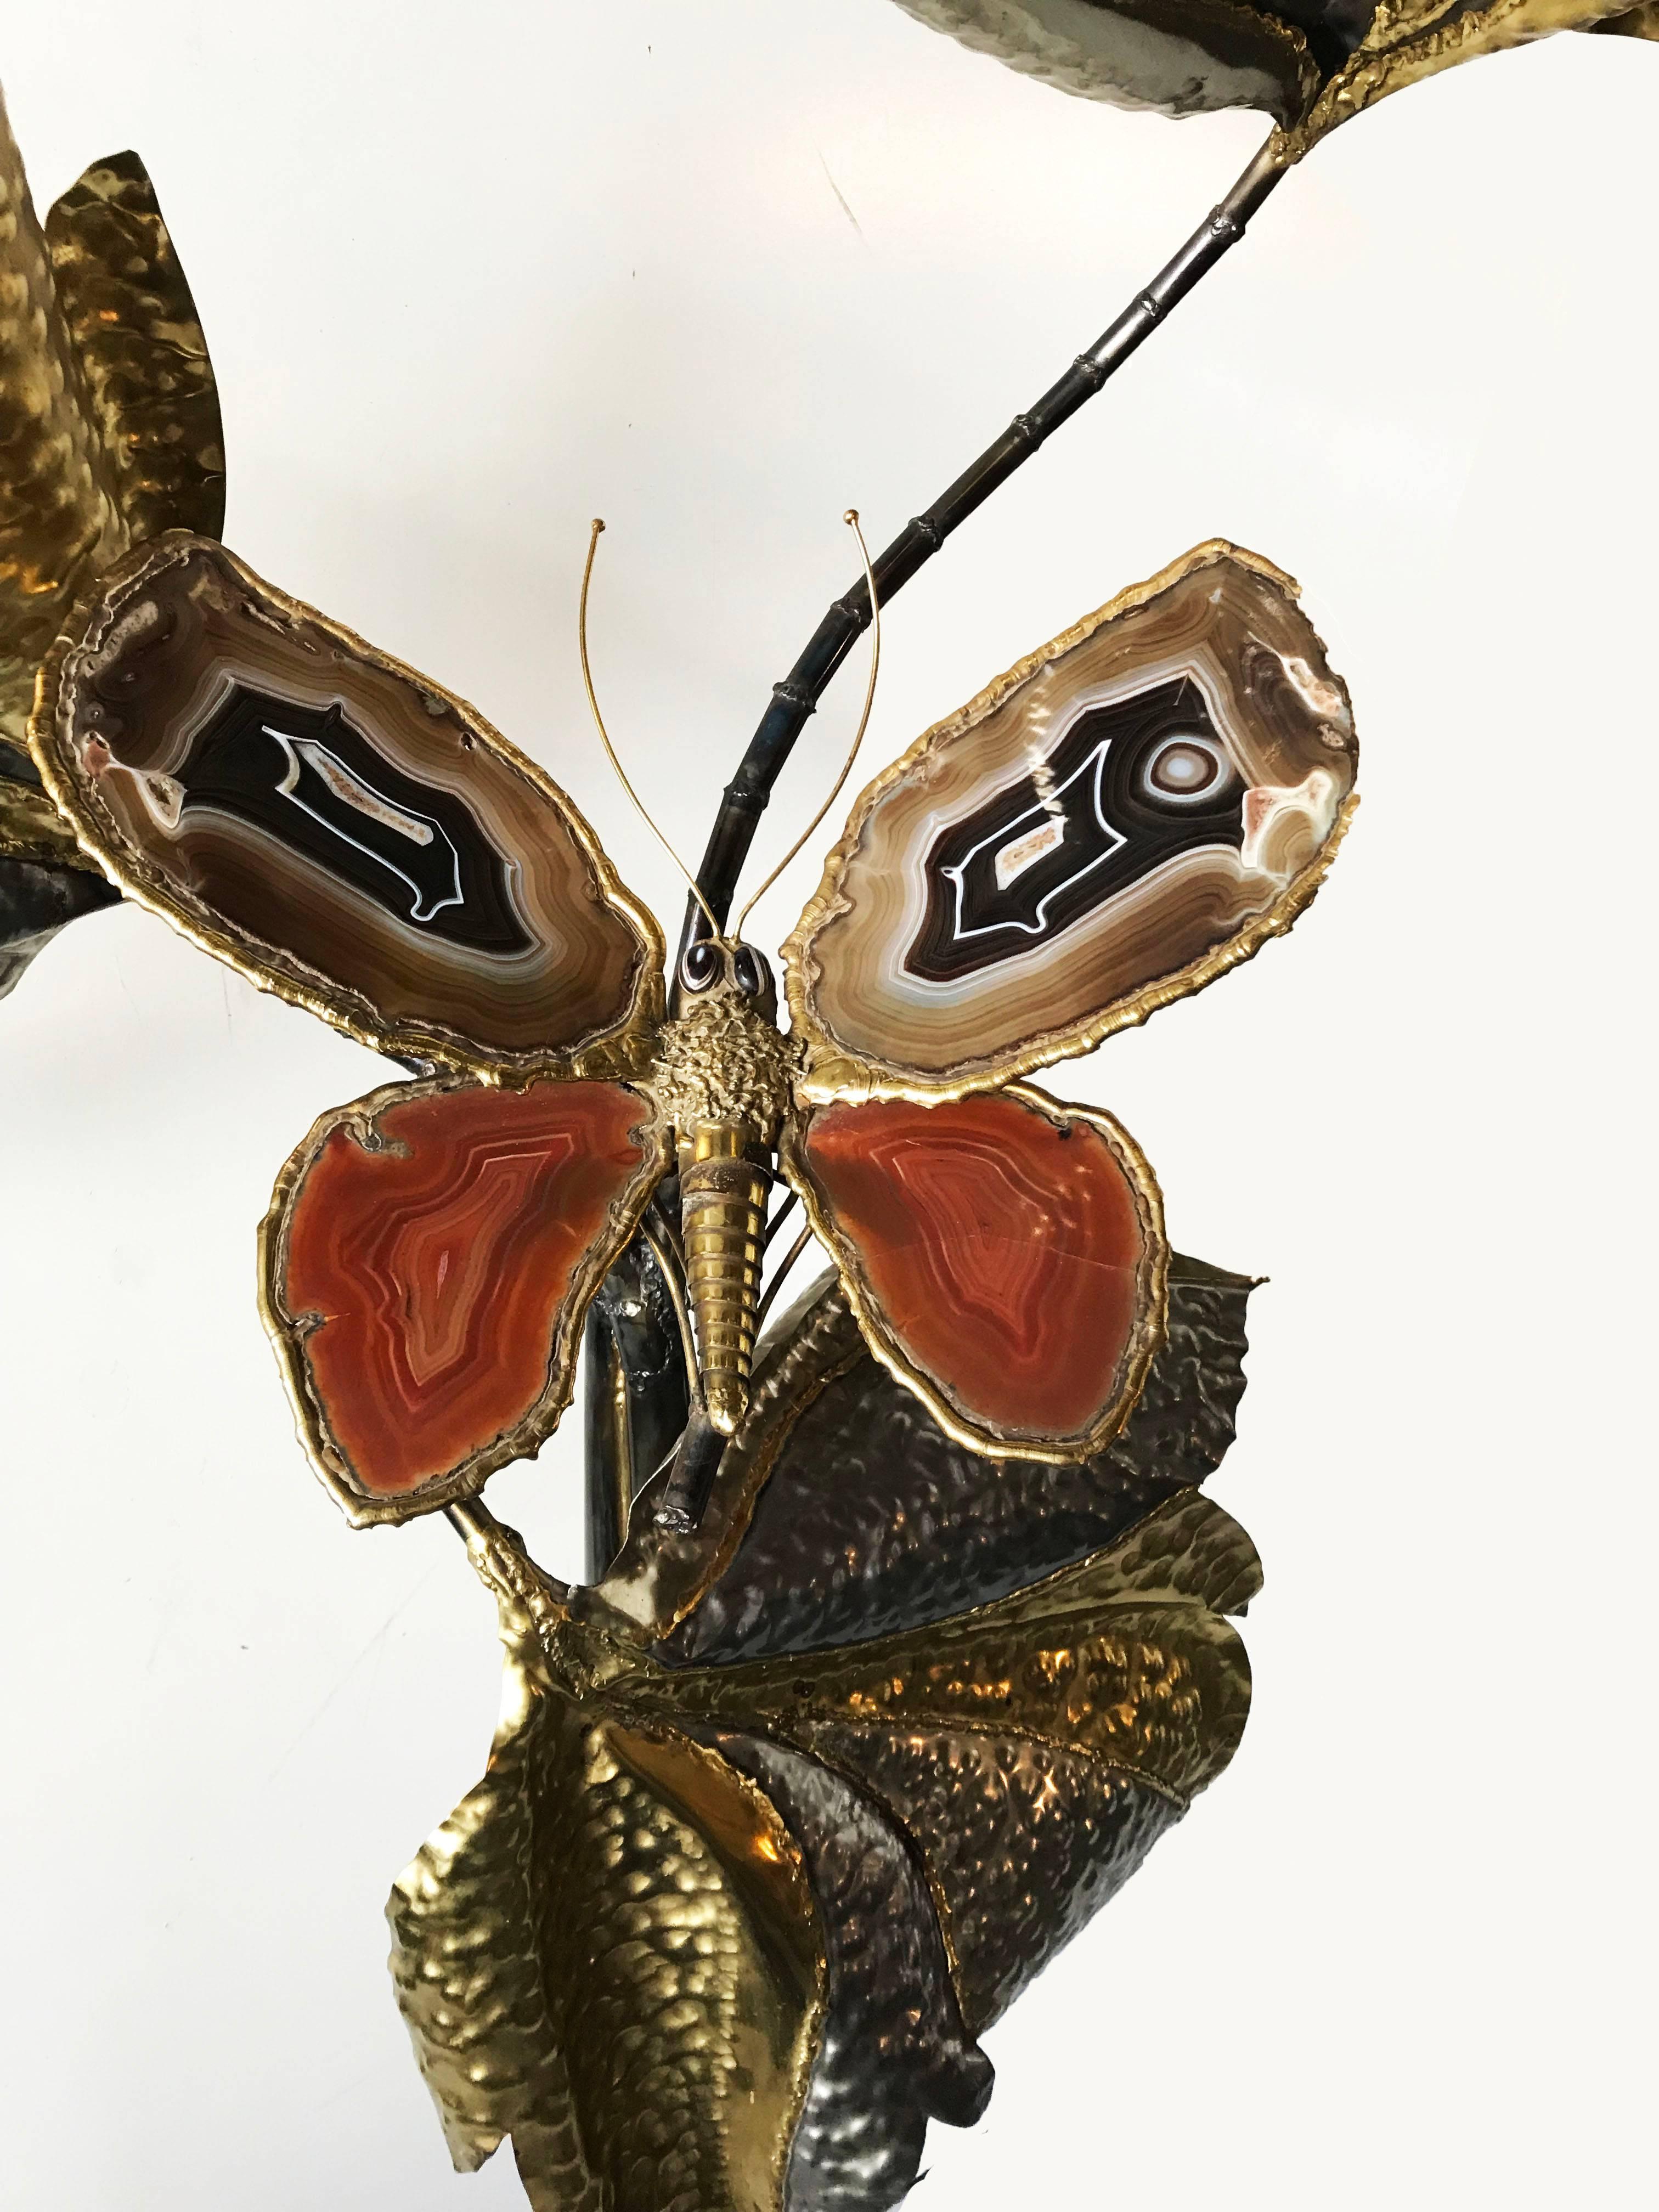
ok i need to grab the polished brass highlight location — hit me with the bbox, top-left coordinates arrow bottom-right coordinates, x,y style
393,1450 -> 1257,2209
390,1508 -> 826,2212
1280,0 -> 1641,157
781,1084 -> 1169,1463
0,91 -> 126,761
37,507 -> 1353,1499
681,1120 -> 772,1434
0,778 -> 97,873
43,150 -> 225,545
0,92 -> 224,761
579,516 -> 724,938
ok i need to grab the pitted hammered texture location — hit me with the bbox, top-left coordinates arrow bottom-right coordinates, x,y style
399,1300 -> 1260,2209
390,1527 -> 825,2212
0,91 -> 126,758
388,1690 -> 601,2208
661,1257 -> 1252,1665
534,1710 -> 822,2212
805,1726 -> 1178,2033
44,149 -> 225,544
706,1730 -> 992,2212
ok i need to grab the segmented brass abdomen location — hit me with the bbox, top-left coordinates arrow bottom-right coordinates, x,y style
680,1120 -> 770,1435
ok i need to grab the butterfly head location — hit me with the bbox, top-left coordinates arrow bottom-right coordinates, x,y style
670,933 -> 778,1026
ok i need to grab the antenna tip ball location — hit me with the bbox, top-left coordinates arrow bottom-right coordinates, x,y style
590,517 -> 606,534
843,508 -> 859,526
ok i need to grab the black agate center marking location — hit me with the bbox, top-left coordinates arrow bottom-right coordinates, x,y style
171,684 -> 531,955
906,676 -> 1244,983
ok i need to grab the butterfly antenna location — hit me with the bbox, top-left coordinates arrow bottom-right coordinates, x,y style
579,519 -> 722,938
732,509 -> 881,938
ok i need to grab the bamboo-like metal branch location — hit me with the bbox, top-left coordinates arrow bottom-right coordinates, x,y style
679,131 -> 1286,958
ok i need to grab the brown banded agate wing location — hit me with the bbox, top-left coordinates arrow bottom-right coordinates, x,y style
786,541 -> 1356,1101
782,1087 -> 1167,1460
261,1077 -> 668,1523
31,535 -> 663,1073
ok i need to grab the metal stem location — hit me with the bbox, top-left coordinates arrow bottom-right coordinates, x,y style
755,1221 -> 814,1331
679,131 -> 1286,958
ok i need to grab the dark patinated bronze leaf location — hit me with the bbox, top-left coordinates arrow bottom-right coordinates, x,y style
643,1253 -> 1254,1664
886,0 -> 1645,154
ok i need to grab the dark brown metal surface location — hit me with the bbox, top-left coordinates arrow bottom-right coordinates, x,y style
654,1253 -> 1254,1665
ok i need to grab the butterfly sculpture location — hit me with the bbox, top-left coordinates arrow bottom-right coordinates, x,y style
29,521 -> 1356,1535
3,59 -> 1363,2212
20,513 -> 1353,2211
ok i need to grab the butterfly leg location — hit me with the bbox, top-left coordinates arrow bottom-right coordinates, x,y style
653,1408 -> 728,1534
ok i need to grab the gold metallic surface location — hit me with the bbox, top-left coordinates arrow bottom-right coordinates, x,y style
681,1120 -> 771,1435
580,516 -> 723,938
603,1325 -> 635,1548
784,541 -> 1357,1109
31,535 -> 668,1080
390,1511 -> 825,2212
44,150 -> 224,543
257,1074 -> 672,1527
1,97 -> 225,769
0,91 -> 127,761
1598,2 -> 1658,29
398,1484 -> 1255,2204
1277,0 -> 1637,156
780,1084 -> 1169,1463
0,776 -> 95,871
651,988 -> 798,1135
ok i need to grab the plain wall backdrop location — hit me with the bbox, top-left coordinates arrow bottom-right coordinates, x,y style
1,5 -> 1652,2208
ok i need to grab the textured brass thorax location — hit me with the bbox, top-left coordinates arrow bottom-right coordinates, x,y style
653,992 -> 795,1435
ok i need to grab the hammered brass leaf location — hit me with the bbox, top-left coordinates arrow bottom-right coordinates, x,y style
44,149 -> 225,545
394,1476 -> 1256,2209
390,1517 -> 825,2212
0,89 -> 126,766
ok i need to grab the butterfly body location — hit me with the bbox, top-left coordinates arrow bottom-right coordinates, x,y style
651,940 -> 795,1434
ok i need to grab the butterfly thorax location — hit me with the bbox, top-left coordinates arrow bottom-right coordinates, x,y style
650,991 -> 796,1141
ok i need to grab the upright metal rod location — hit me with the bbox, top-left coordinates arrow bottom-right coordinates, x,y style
680,131 -> 1287,960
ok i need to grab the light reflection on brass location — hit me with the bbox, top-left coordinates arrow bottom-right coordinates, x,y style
395,1468 -> 1256,2209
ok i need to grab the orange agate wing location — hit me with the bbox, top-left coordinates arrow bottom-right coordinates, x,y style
260,1075 -> 669,1523
785,540 -> 1356,1103
781,1086 -> 1167,1461
29,534 -> 662,1074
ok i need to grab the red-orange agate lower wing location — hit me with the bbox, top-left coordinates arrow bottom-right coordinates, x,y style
260,1076 -> 669,1524
781,1086 -> 1167,1462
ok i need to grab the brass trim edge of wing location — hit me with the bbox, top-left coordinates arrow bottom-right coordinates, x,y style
783,538 -> 1357,1108
27,533 -> 668,1079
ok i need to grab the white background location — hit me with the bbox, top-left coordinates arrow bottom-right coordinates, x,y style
1,6 -> 1652,2208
